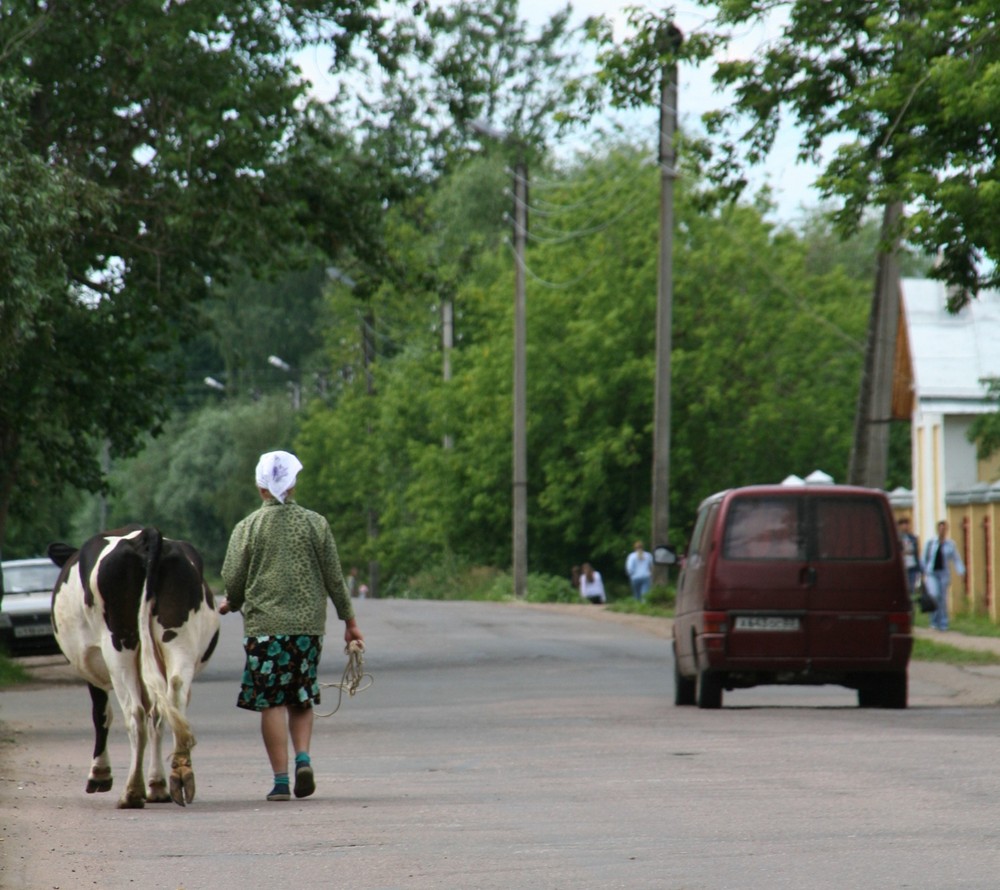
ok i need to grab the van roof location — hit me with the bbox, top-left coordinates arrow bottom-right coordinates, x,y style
698,483 -> 890,510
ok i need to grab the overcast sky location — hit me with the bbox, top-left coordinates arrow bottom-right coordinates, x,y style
299,1 -> 825,224
522,0 -> 825,225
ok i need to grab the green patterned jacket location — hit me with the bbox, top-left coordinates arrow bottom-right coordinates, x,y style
222,499 -> 355,637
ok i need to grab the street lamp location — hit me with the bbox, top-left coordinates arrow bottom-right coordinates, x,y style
268,355 -> 300,410
469,118 -> 528,600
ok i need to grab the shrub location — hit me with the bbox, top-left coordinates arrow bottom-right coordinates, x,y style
399,562 -> 507,600
524,572 -> 579,604
645,584 -> 676,609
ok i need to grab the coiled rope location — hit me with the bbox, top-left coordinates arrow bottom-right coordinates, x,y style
316,640 -> 373,717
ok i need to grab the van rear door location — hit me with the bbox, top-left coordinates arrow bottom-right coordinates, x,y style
805,494 -> 899,660
715,495 -> 810,660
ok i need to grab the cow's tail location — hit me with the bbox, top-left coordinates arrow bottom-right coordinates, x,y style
138,527 -> 196,754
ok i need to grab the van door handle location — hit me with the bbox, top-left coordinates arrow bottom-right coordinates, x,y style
799,566 -> 817,588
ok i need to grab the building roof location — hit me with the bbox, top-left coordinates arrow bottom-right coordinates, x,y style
899,278 -> 1000,414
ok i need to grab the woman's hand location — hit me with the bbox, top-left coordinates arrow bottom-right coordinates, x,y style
344,618 -> 364,646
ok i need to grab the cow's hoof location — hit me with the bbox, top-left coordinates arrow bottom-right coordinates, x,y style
169,769 -> 195,806
116,796 -> 146,810
147,779 -> 172,803
86,777 -> 113,794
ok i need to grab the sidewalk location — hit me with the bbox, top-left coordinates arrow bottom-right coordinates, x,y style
913,625 -> 1000,656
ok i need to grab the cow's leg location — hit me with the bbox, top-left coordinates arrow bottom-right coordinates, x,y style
145,707 -> 172,803
104,649 -> 148,809
166,672 -> 197,806
85,684 -> 114,794
117,697 -> 149,809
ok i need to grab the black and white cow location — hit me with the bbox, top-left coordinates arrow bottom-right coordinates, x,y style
48,525 -> 220,809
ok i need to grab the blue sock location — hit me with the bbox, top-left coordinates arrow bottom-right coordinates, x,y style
295,752 -> 311,767
274,772 -> 289,786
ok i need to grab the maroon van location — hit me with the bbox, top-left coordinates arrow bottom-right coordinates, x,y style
671,484 -> 912,708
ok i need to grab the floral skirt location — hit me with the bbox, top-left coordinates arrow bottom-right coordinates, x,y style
237,634 -> 323,712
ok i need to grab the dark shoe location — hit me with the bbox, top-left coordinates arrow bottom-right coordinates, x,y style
294,763 -> 315,799
267,783 -> 291,801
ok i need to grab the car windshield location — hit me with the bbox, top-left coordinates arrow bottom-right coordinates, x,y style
3,564 -> 60,595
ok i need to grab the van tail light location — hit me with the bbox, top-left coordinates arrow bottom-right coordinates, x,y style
888,612 -> 911,635
703,612 -> 728,634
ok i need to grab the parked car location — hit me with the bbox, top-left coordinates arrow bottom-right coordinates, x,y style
669,483 -> 913,709
0,557 -> 62,656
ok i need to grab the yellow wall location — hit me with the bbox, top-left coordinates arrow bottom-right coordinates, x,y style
979,451 -> 1000,484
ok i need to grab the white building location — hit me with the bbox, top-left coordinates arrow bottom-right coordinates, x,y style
896,278 -> 1000,614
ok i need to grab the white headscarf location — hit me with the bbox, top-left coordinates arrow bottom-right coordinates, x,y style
255,451 -> 303,503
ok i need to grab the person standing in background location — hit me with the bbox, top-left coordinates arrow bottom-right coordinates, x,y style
625,540 -> 653,601
923,520 -> 966,632
897,517 -> 923,597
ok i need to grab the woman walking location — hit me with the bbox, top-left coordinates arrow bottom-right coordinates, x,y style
220,450 -> 364,801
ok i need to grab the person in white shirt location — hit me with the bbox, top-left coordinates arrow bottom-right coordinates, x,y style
579,562 -> 606,604
625,540 -> 653,601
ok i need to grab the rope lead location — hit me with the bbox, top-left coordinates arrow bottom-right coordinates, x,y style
316,640 -> 373,717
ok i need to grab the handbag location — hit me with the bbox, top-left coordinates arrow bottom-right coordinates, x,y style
916,578 -> 937,614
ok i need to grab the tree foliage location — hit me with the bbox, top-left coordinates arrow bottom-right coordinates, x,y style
0,0 -> 408,548
968,378 -> 1000,463
93,396 -> 298,568
698,0 -> 1000,303
295,147 -> 884,588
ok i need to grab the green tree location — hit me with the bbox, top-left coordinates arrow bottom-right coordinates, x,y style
968,378 -> 1000,466
0,75 -> 110,551
0,1 -> 408,549
94,396 -> 297,571
298,146 -> 885,589
700,0 -> 1000,303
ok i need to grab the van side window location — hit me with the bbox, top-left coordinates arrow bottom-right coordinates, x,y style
723,497 -> 804,560
814,497 -> 890,560
687,506 -> 712,561
685,503 -> 719,569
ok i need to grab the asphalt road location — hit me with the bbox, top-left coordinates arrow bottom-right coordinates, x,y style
3,599 -> 1000,889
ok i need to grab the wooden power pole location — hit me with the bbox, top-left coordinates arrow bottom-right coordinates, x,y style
848,201 -> 903,488
652,23 -> 682,585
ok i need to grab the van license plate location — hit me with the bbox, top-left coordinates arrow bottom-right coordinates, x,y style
734,616 -> 800,631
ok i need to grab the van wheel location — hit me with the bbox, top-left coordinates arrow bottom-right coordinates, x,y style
696,667 -> 723,709
858,672 -> 908,709
674,648 -> 696,706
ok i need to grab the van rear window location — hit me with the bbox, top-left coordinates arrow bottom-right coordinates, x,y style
814,497 -> 890,560
723,498 -> 804,560
722,494 -> 892,561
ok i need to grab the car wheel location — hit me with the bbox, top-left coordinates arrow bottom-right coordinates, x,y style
673,642 -> 696,706
696,665 -> 723,709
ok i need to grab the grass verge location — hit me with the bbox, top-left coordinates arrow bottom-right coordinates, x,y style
911,638 -> 1000,665
0,652 -> 31,687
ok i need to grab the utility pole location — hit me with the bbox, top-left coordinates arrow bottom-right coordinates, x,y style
651,22 -> 682,586
512,159 -> 528,599
362,305 -> 380,597
442,298 -> 454,450
848,201 -> 903,488
469,118 -> 528,599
